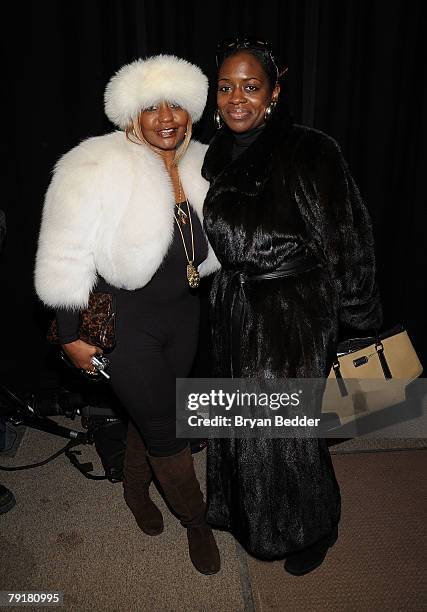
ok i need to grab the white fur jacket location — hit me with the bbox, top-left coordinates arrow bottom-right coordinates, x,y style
34,132 -> 220,309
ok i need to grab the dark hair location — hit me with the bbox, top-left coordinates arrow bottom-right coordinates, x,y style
215,37 -> 279,93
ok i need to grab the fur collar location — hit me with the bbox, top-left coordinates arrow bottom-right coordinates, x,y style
202,98 -> 294,193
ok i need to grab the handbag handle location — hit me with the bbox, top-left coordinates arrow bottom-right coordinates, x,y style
332,332 -> 393,396
332,360 -> 349,397
374,337 -> 392,379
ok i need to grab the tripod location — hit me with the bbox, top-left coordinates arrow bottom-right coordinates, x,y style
0,382 -> 127,481
1,383 -> 90,443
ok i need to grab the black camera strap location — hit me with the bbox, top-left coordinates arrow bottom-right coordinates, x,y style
64,442 -> 108,480
0,440 -> 107,480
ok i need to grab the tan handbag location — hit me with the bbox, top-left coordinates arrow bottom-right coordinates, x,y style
322,325 -> 423,425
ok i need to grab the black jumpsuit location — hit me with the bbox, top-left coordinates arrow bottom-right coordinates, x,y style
56,207 -> 208,457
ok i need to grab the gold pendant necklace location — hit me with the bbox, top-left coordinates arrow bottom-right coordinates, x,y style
175,203 -> 188,225
176,180 -> 188,225
187,262 -> 200,288
174,178 -> 200,288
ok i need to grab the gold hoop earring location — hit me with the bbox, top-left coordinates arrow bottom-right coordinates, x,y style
214,109 -> 223,129
264,99 -> 277,121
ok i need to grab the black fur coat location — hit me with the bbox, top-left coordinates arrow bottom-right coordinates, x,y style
201,103 -> 382,559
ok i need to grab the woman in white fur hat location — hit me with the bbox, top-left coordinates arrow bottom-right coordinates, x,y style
34,55 -> 221,575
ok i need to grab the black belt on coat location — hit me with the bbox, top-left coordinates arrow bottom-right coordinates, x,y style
226,252 -> 321,377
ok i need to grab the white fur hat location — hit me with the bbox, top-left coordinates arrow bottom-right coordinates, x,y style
104,54 -> 208,129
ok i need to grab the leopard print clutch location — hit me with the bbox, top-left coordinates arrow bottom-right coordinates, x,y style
47,292 -> 116,350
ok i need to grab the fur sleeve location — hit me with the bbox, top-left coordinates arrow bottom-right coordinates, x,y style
34,141 -> 102,309
297,132 -> 383,331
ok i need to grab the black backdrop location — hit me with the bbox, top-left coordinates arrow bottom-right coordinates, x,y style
2,0 -> 426,394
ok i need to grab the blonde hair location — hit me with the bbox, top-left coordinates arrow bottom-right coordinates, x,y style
125,109 -> 193,167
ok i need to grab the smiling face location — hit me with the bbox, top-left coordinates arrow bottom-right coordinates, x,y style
217,51 -> 280,133
138,101 -> 189,151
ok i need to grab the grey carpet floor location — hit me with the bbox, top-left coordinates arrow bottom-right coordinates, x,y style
1,419 -> 426,612
246,448 -> 427,611
0,422 -> 244,612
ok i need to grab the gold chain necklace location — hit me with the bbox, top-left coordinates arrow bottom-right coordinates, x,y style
175,179 -> 188,224
174,178 -> 200,288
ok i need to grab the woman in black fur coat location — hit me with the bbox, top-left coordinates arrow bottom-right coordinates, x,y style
201,38 -> 383,575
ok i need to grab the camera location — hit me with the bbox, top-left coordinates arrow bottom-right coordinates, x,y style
0,383 -> 127,482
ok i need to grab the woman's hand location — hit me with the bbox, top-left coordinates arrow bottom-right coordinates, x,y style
61,339 -> 102,371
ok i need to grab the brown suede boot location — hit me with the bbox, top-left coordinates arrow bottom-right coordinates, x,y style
147,445 -> 220,575
123,420 -> 164,536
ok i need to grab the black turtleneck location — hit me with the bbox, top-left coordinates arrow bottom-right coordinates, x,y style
231,123 -> 266,161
